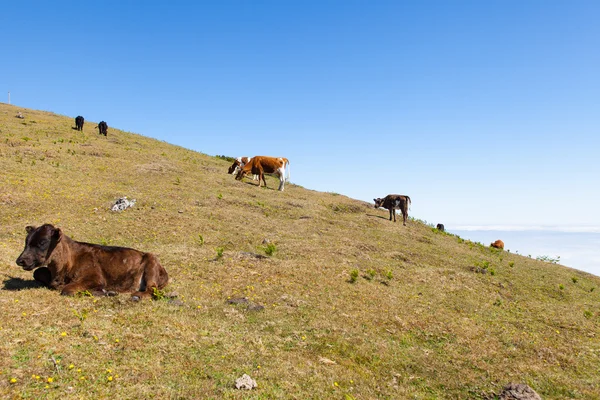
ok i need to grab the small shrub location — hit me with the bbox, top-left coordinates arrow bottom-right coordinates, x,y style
217,193 -> 222,199
216,247 -> 224,258
489,268 -> 496,276
493,299 -> 502,306
152,287 -> 166,300
264,243 -> 277,256
583,310 -> 593,319
365,269 -> 376,281
508,261 -> 515,268
559,284 -> 565,291
349,269 -> 359,283
174,177 -> 181,185
385,270 -> 393,280
196,234 -> 204,246
572,277 -> 578,284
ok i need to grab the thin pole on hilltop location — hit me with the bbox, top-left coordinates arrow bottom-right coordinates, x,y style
8,91 -> 10,104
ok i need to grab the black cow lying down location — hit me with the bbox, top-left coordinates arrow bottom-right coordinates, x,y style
374,194 -> 412,225
15,224 -> 168,300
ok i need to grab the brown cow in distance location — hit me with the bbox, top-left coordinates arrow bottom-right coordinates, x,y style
490,239 -> 504,250
15,224 -> 168,300
374,194 -> 412,225
235,156 -> 289,191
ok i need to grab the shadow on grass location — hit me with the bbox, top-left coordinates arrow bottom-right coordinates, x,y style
2,276 -> 45,291
366,213 -> 389,220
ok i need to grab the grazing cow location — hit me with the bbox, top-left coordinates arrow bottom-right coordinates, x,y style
15,224 -> 168,300
490,239 -> 504,250
96,121 -> 108,136
75,115 -> 84,131
436,223 -> 445,232
235,156 -> 288,191
373,194 -> 412,225
228,156 -> 258,181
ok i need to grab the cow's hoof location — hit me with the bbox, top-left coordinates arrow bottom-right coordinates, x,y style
106,291 -> 118,297
131,295 -> 141,302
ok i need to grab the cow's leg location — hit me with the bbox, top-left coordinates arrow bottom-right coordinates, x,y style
278,169 -> 285,191
389,208 -> 393,221
131,254 -> 169,300
60,273 -> 106,296
402,204 -> 408,226
260,169 -> 267,188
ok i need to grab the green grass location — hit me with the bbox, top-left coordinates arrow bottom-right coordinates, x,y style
1,103 -> 599,399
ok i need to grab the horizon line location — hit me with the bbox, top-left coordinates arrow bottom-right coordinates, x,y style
450,225 -> 600,233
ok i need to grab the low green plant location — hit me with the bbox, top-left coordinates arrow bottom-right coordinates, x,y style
365,269 -> 376,281
583,310 -> 593,319
196,234 -> 204,246
217,193 -> 223,199
572,277 -> 578,284
264,243 -> 277,256
508,261 -> 515,268
152,287 -> 167,300
216,247 -> 224,258
349,269 -> 359,283
559,284 -> 565,291
385,270 -> 393,280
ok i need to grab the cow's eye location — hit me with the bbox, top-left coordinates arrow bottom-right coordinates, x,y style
39,239 -> 49,247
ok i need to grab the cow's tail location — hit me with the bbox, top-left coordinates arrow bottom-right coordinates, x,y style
406,196 -> 411,210
285,161 -> 290,182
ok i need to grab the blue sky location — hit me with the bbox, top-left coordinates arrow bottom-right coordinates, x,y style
2,0 -> 599,228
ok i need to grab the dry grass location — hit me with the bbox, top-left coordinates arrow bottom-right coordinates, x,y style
0,103 -> 599,399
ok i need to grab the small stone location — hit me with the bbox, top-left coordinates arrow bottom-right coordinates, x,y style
235,374 -> 257,390
262,238 -> 270,244
178,210 -> 183,213
168,299 -> 184,306
166,291 -> 179,298
247,304 -> 265,312
498,383 -> 542,400
131,295 -> 141,302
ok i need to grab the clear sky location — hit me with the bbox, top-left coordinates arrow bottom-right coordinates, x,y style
2,0 -> 599,229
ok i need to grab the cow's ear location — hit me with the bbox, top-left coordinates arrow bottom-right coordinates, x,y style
52,227 -> 63,243
26,225 -> 36,234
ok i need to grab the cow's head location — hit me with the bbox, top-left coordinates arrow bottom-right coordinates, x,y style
373,198 -> 384,208
15,225 -> 63,271
235,168 -> 248,181
228,159 -> 241,174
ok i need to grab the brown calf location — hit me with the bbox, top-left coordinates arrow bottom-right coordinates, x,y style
15,224 -> 168,300
490,239 -> 504,250
235,156 -> 288,191
374,194 -> 412,225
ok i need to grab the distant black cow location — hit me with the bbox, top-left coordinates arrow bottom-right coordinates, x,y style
373,194 -> 411,225
96,121 -> 108,136
436,223 -> 445,232
75,116 -> 84,131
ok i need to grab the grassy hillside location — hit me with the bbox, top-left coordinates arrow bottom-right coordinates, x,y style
1,103 -> 599,399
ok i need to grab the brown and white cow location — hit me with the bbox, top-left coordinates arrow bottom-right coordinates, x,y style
490,239 -> 504,250
15,224 -> 168,300
373,194 -> 412,225
235,156 -> 288,191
